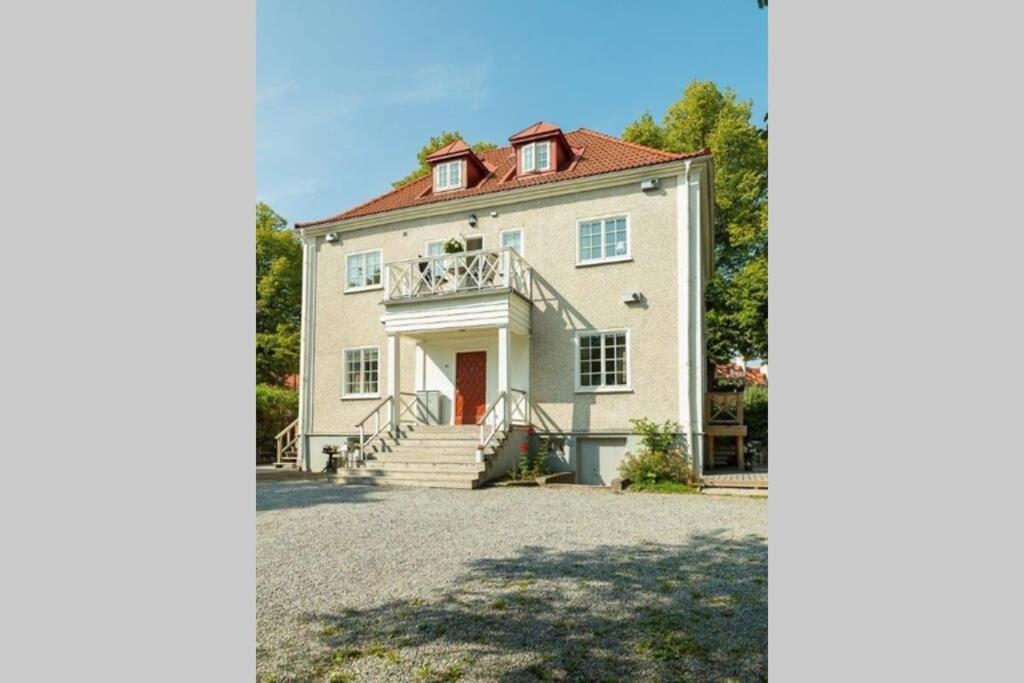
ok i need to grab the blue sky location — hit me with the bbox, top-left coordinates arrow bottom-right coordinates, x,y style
257,1 -> 767,225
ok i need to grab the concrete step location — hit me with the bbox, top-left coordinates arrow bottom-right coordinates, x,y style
331,474 -> 478,489
359,460 -> 487,473
368,453 -> 484,464
337,467 -> 480,481
399,424 -> 480,434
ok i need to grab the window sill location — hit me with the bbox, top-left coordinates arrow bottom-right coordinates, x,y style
344,284 -> 383,294
575,386 -> 633,394
575,256 -> 633,268
341,394 -> 381,401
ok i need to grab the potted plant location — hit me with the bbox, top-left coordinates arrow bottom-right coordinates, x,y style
442,238 -> 464,254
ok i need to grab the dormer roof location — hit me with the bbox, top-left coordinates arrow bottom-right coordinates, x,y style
508,121 -> 563,142
425,139 -> 473,162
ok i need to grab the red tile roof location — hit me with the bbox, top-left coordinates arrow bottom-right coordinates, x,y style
296,128 -> 709,228
714,364 -> 768,386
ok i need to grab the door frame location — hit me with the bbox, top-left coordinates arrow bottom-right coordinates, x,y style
453,349 -> 489,426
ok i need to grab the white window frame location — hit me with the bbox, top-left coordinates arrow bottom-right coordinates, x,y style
520,140 -> 551,173
342,345 -> 381,399
574,329 -> 632,393
499,228 -> 524,256
344,248 -> 383,292
575,213 -> 632,266
433,159 -> 463,192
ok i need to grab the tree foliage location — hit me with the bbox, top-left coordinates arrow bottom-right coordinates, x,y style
624,80 -> 768,361
392,131 -> 497,188
256,202 -> 302,385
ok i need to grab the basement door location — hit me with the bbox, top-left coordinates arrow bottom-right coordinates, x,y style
454,351 -> 487,425
577,437 -> 628,486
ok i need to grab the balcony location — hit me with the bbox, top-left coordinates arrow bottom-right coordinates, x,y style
383,247 -> 531,303
381,248 -> 533,337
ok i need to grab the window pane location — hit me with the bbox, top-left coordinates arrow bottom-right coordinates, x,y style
347,254 -> 364,288
449,161 -> 461,187
345,350 -> 361,393
502,230 -> 522,253
604,333 -> 627,386
579,222 -> 602,261
522,144 -> 534,171
604,218 -> 628,257
365,252 -> 381,285
364,349 -> 378,394
536,141 -> 549,169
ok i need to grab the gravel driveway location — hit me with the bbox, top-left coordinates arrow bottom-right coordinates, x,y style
257,483 -> 767,682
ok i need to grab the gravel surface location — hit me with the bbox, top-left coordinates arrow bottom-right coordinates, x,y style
257,483 -> 767,682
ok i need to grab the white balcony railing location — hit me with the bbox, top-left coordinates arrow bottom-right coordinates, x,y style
384,247 -> 531,302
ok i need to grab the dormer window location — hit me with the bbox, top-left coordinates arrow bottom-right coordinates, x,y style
520,141 -> 551,173
434,160 -> 463,192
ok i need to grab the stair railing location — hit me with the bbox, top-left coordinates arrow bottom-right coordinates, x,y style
477,391 -> 508,452
275,418 -> 300,466
355,395 -> 394,455
509,387 -> 529,425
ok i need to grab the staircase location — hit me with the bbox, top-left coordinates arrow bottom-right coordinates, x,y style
336,424 -> 508,489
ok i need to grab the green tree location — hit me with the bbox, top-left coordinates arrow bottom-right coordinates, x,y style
392,131 -> 497,188
624,80 -> 768,362
256,202 -> 302,385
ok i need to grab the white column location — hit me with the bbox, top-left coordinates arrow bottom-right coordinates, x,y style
497,326 -> 511,424
387,333 -> 400,435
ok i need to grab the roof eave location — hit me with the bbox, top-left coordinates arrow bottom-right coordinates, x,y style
296,154 -> 712,237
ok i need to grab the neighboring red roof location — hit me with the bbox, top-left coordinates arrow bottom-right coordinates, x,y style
425,139 -> 472,161
296,128 -> 709,228
508,121 -> 562,141
714,364 -> 768,386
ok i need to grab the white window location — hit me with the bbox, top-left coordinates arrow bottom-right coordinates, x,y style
575,330 -> 631,392
520,141 -> 551,173
434,160 -> 463,191
577,215 -> 630,265
345,249 -> 382,291
500,228 -> 524,255
343,346 -> 380,398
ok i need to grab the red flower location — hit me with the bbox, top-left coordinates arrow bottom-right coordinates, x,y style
519,442 -> 529,453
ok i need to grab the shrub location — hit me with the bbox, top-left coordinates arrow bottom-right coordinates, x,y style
744,384 -> 768,451
256,383 -> 298,457
630,417 -> 682,453
618,418 -> 692,485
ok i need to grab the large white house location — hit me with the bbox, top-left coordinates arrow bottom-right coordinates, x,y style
279,122 -> 743,488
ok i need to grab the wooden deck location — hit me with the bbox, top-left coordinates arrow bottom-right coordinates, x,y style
700,468 -> 768,490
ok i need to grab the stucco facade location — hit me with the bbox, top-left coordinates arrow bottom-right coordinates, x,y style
295,155 -> 713,475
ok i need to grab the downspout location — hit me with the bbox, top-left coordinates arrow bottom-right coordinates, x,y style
677,161 -> 695,470
296,233 -> 317,471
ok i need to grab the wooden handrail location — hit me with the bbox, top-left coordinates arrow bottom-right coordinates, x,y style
705,391 -> 744,425
275,418 -> 299,466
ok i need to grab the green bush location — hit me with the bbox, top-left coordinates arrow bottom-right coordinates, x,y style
256,384 -> 298,456
744,384 -> 768,449
630,417 -> 682,452
618,418 -> 692,485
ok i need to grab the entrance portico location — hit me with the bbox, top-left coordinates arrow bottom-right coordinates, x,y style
379,247 -> 533,435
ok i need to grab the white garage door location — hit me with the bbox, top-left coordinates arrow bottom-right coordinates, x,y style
577,437 -> 627,486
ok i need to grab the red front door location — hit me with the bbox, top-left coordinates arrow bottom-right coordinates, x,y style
454,351 -> 487,425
